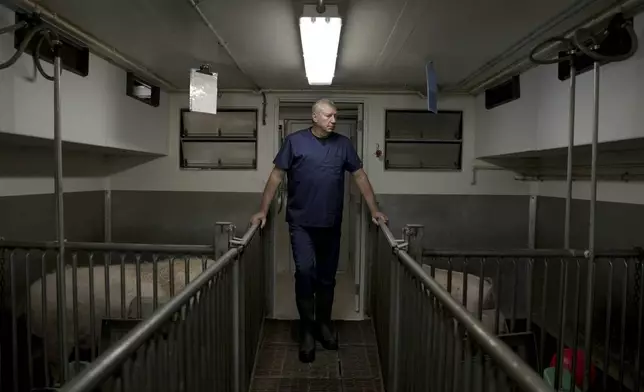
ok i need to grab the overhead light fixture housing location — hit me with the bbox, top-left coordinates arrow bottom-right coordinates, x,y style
299,4 -> 342,86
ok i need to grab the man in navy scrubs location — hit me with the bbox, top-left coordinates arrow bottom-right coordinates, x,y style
251,99 -> 387,363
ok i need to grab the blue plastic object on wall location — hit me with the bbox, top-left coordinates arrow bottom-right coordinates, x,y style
425,61 -> 438,113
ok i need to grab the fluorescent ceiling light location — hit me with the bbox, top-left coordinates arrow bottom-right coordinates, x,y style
299,5 -> 342,85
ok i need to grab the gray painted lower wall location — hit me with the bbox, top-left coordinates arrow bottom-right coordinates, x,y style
2,190 -> 641,265
111,191 -> 260,244
0,191 -> 105,242
111,191 -> 532,249
0,191 -> 105,315
379,194 -> 531,249
4,191 -> 640,252
536,196 -> 644,249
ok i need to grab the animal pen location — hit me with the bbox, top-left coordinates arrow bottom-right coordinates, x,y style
1,7 -> 644,392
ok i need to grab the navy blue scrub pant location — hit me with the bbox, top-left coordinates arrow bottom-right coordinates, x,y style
289,224 -> 342,326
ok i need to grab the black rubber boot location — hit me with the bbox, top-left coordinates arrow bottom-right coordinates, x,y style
296,297 -> 316,363
315,289 -> 338,350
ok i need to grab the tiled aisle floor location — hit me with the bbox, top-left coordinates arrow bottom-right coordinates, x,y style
250,320 -> 385,392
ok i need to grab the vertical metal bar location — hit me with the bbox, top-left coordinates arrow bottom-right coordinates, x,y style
539,259 -> 549,370
463,336 -> 472,392
420,285 -> 429,391
232,256 -> 241,392
10,252 -> 18,392
452,321 -> 462,392
41,253 -> 50,384
555,258 -> 568,390
494,260 -> 501,334
480,345 -> 486,392
169,322 -> 177,392
184,255 -> 190,287
199,288 -> 207,390
72,252 -> 80,372
583,61 -> 600,391
388,257 -> 401,392
400,271 -> 408,391
239,253 -> 247,392
619,260 -> 628,391
526,258 -> 534,332
0,252 -> 3,392
153,254 -> 159,310
227,268 -> 233,391
122,358 -> 130,392
414,281 -> 427,391
635,261 -> 644,392
425,288 -> 434,390
431,297 -> 440,391
511,259 -> 518,332
463,259 -> 469,308
25,253 -> 33,391
528,195 -> 538,249
136,254 -> 142,318
478,259 -> 485,321
104,189 -> 112,242
146,342 -> 154,392
158,334 -> 166,392
184,302 -> 193,392
179,306 -> 187,392
105,251 -> 111,318
564,62 -> 576,250
170,257 -> 175,297
53,42 -> 69,383
89,253 -> 96,361
570,259 -> 582,391
120,253 -> 126,318
602,260 -> 614,391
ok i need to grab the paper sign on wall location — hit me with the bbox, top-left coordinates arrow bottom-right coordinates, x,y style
426,61 -> 438,113
189,67 -> 218,114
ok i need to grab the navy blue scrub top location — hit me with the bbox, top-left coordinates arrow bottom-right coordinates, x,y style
274,127 -> 363,228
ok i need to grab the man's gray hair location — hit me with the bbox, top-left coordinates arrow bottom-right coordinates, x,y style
312,98 -> 336,114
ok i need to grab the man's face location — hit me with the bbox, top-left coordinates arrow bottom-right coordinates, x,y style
313,104 -> 337,133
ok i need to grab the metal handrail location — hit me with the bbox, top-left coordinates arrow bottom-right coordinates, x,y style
0,239 -> 215,254
422,248 -> 644,258
57,223 -> 260,392
376,220 -> 553,392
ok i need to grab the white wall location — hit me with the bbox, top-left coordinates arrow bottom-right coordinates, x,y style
476,13 -> 644,205
476,13 -> 644,157
111,91 -> 528,196
0,5 -> 169,154
0,5 -> 170,196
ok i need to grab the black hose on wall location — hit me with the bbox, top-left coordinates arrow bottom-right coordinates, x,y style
529,12 -> 639,65
0,17 -> 62,81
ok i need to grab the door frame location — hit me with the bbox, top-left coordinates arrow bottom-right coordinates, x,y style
268,98 -> 369,320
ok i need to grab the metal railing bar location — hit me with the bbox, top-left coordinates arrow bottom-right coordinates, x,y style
422,248 -> 643,258
0,240 -> 215,254
377,221 -> 399,248
57,246 -> 242,392
394,248 -> 553,392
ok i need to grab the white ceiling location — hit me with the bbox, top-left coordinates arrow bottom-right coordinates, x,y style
11,0 -> 630,92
